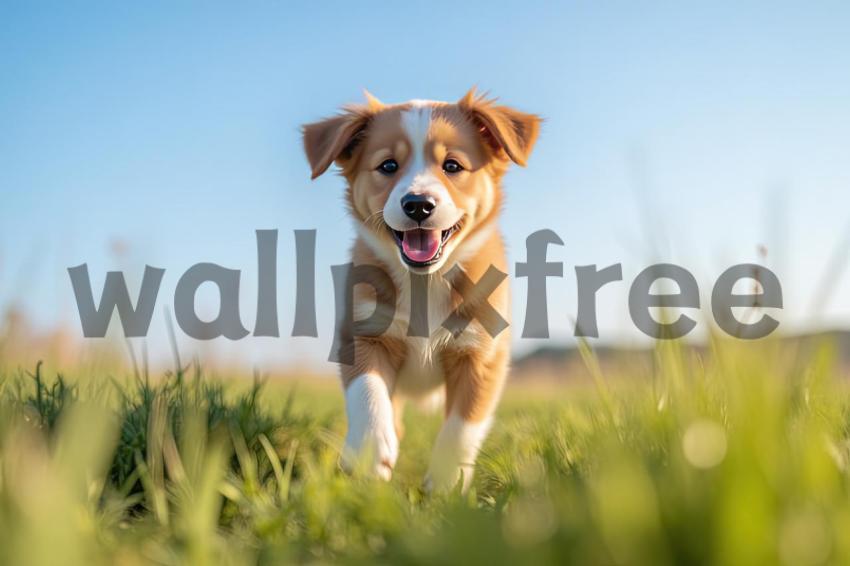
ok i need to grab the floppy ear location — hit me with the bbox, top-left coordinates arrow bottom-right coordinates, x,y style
302,107 -> 371,180
458,88 -> 541,167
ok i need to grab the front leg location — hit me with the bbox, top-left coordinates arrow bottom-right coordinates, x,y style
342,373 -> 398,480
340,337 -> 406,480
426,345 -> 509,492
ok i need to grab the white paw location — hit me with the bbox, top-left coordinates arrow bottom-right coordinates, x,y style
422,464 -> 475,493
422,465 -> 472,493
425,415 -> 492,493
342,374 -> 398,480
342,422 -> 398,480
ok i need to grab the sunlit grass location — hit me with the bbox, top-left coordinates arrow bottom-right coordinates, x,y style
1,336 -> 849,565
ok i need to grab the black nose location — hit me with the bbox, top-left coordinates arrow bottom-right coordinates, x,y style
401,194 -> 436,223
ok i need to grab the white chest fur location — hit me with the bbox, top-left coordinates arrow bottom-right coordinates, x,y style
391,273 -> 454,400
352,228 -> 497,403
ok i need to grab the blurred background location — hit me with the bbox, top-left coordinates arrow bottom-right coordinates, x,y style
1,1 -> 849,376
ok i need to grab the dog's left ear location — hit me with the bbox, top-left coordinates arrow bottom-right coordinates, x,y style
458,88 -> 541,167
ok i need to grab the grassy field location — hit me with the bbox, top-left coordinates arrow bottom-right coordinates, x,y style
1,337 -> 849,565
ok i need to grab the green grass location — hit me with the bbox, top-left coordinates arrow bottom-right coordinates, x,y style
1,337 -> 849,565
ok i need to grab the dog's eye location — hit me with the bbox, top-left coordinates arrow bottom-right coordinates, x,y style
443,159 -> 463,174
377,159 -> 399,175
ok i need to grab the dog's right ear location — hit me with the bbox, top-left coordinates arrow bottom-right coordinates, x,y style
303,93 -> 384,179
302,110 -> 369,179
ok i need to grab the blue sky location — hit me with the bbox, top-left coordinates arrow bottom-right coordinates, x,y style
2,2 -> 850,371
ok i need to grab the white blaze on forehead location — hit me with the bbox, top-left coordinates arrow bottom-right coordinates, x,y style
383,104 -> 442,229
408,99 -> 443,108
401,104 -> 433,163
380,100 -> 462,254
396,104 -> 444,200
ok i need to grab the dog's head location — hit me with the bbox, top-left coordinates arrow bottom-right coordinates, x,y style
303,89 -> 540,273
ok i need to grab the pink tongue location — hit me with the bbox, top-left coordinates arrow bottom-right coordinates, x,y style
401,229 -> 441,263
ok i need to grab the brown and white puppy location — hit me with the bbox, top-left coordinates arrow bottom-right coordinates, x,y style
303,89 -> 540,491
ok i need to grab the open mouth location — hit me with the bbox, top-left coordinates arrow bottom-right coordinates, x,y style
389,221 -> 462,267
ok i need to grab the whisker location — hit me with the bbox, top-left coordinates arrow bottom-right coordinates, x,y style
363,209 -> 388,232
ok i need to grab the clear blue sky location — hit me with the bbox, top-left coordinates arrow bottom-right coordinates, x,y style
2,2 -> 849,370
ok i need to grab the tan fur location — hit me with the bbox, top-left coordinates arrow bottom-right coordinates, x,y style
303,89 -> 540,484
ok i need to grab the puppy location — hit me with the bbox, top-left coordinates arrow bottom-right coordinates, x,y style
302,89 -> 540,491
